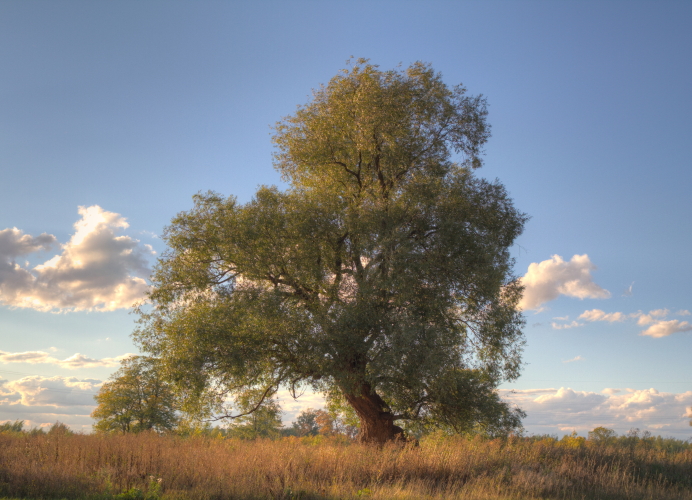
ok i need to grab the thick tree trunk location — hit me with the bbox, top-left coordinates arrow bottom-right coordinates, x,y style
343,383 -> 405,444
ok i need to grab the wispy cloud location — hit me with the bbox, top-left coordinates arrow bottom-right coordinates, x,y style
0,350 -> 134,369
633,309 -> 692,338
502,387 -> 692,437
634,309 -> 670,326
563,355 -> 584,363
0,376 -> 101,433
579,309 -> 626,322
275,389 -> 327,424
640,320 -> 692,338
0,206 -> 154,312
551,321 -> 583,330
2,376 -> 101,407
573,308 -> 692,339
519,255 -> 610,311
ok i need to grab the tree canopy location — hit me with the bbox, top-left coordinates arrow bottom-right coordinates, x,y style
91,356 -> 178,433
135,59 -> 528,443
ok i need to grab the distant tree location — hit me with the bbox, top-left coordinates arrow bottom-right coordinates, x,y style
588,426 -> 616,445
0,420 -> 24,433
47,421 -> 73,436
314,409 -> 335,436
291,409 -> 320,437
226,398 -> 283,439
91,356 -> 178,433
135,59 -> 527,443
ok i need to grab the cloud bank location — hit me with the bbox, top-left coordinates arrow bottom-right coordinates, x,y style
503,387 -> 692,437
0,206 -> 154,312
0,350 -> 134,369
0,375 -> 102,433
519,255 -> 610,311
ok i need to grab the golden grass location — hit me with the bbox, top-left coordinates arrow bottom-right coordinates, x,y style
0,432 -> 691,499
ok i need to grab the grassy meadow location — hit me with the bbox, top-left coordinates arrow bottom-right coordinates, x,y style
1,430 -> 692,500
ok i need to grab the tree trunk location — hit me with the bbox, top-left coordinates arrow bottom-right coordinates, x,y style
343,383 -> 404,444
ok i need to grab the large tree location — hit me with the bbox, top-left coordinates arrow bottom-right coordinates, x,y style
135,60 -> 527,443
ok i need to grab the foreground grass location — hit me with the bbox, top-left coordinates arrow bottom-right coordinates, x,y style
0,432 -> 691,500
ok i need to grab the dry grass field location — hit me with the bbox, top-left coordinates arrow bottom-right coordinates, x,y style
0,431 -> 691,500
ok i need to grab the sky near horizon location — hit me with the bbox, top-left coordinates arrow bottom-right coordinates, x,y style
1,0 -> 691,437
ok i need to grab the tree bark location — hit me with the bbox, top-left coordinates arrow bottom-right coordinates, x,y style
343,383 -> 405,444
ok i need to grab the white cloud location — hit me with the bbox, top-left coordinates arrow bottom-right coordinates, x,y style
640,320 -> 692,338
0,228 -> 56,257
532,387 -> 606,410
276,388 -> 327,425
502,387 -> 692,437
519,255 -> 610,311
0,376 -> 100,433
1,375 -> 101,407
0,350 -> 134,369
569,308 -> 692,339
551,321 -> 583,330
563,356 -> 584,363
579,309 -> 626,322
634,309 -> 670,325
623,310 -> 692,338
0,206 -> 154,312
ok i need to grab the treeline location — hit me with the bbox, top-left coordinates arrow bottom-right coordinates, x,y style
0,420 -> 73,436
3,417 -> 690,454
176,406 -> 359,440
0,405 -> 358,441
528,426 -> 692,454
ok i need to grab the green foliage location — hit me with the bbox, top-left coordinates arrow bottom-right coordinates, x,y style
528,428 -> 692,454
324,391 -> 360,437
0,420 -> 24,433
91,356 -> 178,433
226,398 -> 283,439
113,476 -> 161,500
588,426 -> 617,445
287,408 -> 345,437
290,408 -> 319,437
134,59 -> 528,440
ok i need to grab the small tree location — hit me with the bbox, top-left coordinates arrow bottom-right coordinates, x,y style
47,421 -> 73,436
314,410 -> 335,436
226,399 -> 283,439
291,408 -> 320,437
135,59 -> 527,443
0,420 -> 24,433
588,426 -> 616,445
92,356 -> 178,433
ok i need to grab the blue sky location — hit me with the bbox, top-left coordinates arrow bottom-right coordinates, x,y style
1,0 -> 691,436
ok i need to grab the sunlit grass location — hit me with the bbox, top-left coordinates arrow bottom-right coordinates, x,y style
1,431 -> 691,499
